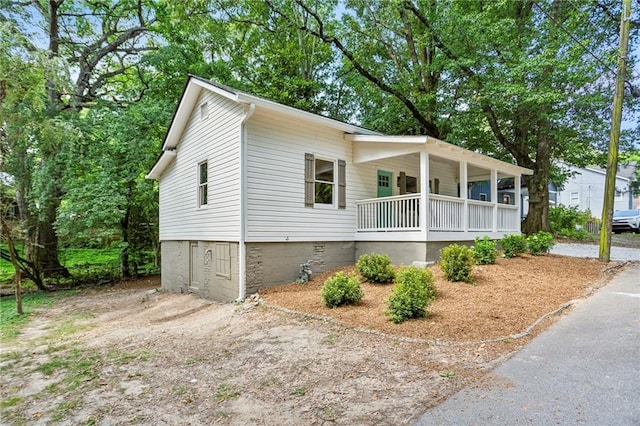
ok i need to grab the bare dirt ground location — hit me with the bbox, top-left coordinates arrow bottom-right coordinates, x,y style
0,255 -> 632,426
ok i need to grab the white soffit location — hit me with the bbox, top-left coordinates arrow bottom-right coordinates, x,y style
348,134 -> 533,176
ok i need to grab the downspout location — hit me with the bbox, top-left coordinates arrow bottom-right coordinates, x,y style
237,103 -> 255,302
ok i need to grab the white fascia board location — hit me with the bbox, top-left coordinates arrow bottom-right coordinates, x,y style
584,166 -> 630,182
162,77 -> 240,151
348,134 -> 533,176
146,150 -> 176,180
236,93 -> 379,135
346,134 -> 428,143
353,142 -> 425,163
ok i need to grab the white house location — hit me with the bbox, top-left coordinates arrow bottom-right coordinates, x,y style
552,163 -> 634,216
147,76 -> 532,301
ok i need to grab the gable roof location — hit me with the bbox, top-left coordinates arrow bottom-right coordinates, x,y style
147,76 -> 379,179
163,75 -> 378,151
147,76 -> 533,179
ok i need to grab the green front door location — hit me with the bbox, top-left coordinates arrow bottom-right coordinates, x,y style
377,170 -> 393,229
377,170 -> 393,197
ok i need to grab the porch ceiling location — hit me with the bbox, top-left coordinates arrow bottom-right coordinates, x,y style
347,134 -> 533,176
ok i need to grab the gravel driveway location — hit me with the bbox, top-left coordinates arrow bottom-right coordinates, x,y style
551,243 -> 640,262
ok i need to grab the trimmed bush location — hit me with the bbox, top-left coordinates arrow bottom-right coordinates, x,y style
356,253 -> 395,283
321,272 -> 364,308
527,231 -> 555,255
500,234 -> 527,258
386,266 -> 436,324
549,206 -> 593,239
473,236 -> 497,265
440,244 -> 474,283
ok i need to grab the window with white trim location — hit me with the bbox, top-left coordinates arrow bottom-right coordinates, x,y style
198,161 -> 208,207
304,153 -> 346,209
570,191 -> 579,205
315,158 -> 335,205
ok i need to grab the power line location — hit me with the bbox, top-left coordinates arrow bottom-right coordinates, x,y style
532,1 -> 639,98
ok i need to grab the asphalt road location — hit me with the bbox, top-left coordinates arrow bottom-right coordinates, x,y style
415,263 -> 640,426
551,242 -> 640,262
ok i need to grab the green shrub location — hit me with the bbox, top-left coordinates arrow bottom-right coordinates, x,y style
472,236 -> 497,265
356,253 -> 395,283
549,206 -> 593,238
386,266 -> 437,324
321,272 -> 364,308
527,231 -> 555,255
440,244 -> 474,283
500,234 -> 528,258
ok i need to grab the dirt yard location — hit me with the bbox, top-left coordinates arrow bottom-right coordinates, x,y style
0,254 -> 630,425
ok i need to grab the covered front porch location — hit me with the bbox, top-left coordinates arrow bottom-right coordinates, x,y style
348,135 -> 533,243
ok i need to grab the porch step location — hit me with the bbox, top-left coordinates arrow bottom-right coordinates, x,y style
412,261 -> 435,269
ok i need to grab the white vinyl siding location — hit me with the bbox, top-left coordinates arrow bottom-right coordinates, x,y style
245,110 -> 357,241
158,90 -> 244,241
556,164 -> 630,215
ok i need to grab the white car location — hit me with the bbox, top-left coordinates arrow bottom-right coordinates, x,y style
612,210 -> 640,234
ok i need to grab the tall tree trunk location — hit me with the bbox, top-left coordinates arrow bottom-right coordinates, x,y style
31,200 -> 70,278
522,121 -> 552,235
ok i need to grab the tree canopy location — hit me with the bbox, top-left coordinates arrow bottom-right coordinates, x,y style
1,0 -> 638,287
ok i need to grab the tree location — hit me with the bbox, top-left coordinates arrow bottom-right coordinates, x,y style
265,0 -> 636,233
1,0 -> 159,278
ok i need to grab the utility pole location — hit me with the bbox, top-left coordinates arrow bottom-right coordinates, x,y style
599,0 -> 632,262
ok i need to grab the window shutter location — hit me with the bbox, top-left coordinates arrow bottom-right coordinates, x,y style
399,171 -> 407,195
338,159 -> 346,209
305,153 -> 314,207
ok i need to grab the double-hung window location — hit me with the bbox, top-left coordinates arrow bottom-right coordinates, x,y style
198,161 -> 208,207
305,153 -> 346,209
314,158 -> 335,205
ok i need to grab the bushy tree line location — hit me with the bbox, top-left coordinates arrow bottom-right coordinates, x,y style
1,0 -> 637,291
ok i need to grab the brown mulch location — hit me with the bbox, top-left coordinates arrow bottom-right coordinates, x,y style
261,254 -> 616,343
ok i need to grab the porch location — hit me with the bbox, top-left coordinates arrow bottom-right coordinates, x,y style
347,134 -> 533,243
355,193 -> 520,241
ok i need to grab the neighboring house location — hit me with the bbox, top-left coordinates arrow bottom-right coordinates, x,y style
147,76 -> 532,301
553,163 -> 634,216
498,162 -> 636,219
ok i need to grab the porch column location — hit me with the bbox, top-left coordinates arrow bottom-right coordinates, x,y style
491,169 -> 498,232
420,151 -> 429,236
459,161 -> 468,232
514,175 -> 522,222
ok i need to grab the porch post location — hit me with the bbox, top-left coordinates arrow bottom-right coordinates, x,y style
459,161 -> 468,232
420,151 -> 429,237
514,175 -> 522,225
491,169 -> 498,232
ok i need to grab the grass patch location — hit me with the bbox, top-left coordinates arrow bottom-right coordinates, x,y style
215,383 -> 241,402
0,396 -> 22,408
0,291 -> 76,341
1,245 -> 158,286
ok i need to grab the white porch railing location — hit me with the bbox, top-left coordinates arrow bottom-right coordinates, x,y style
497,204 -> 520,231
429,195 -> 464,231
355,194 -> 420,231
356,193 -> 521,234
467,200 -> 493,231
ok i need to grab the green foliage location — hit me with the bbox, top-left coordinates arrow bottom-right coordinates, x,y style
472,236 -> 497,265
526,231 -> 555,255
549,206 -> 593,239
440,244 -> 474,283
386,266 -> 436,324
0,291 -> 75,341
321,272 -> 364,308
500,234 -> 528,259
356,253 -> 395,283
